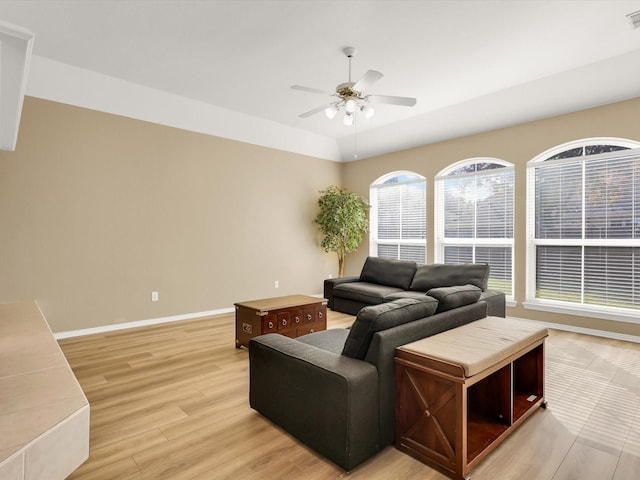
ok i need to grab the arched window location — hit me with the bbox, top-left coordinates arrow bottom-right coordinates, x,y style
526,138 -> 640,320
369,171 -> 426,263
435,158 -> 514,297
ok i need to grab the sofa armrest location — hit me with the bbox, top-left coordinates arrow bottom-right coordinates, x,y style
249,334 -> 379,470
324,276 -> 360,309
480,289 -> 506,317
364,301 -> 488,447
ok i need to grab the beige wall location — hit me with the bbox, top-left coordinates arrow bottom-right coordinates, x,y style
343,96 -> 640,338
3,95 -> 640,337
0,97 -> 341,332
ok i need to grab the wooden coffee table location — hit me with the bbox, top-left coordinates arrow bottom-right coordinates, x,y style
234,294 -> 327,348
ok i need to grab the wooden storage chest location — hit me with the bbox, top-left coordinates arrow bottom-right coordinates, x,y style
234,294 -> 327,348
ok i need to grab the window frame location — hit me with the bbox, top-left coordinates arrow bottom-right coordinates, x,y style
525,138 -> 640,323
369,171 -> 427,263
434,158 -> 515,300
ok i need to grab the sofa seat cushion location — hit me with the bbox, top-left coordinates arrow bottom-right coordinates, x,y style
297,328 -> 350,355
342,298 -> 439,360
410,263 -> 490,292
427,284 -> 482,313
383,291 -> 434,302
333,282 -> 404,305
359,256 -> 417,290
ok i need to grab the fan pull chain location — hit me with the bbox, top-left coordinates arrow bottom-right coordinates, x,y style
353,113 -> 358,160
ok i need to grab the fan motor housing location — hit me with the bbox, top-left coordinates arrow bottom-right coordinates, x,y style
336,82 -> 362,99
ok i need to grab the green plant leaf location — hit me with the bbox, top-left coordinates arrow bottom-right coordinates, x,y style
315,186 -> 369,275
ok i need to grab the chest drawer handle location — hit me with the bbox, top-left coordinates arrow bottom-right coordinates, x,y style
295,316 -> 301,323
282,319 -> 287,326
307,314 -> 312,321
318,312 -> 323,318
268,321 -> 274,329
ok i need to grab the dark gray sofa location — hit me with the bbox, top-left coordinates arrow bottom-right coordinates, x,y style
324,256 -> 506,318
249,292 -> 495,470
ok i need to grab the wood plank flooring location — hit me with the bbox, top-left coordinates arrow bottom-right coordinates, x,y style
58,311 -> 640,479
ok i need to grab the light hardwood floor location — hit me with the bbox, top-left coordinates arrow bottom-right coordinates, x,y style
58,311 -> 640,480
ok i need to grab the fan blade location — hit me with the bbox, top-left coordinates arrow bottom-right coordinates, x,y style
298,103 -> 334,118
353,70 -> 383,92
368,94 -> 417,107
291,85 -> 333,95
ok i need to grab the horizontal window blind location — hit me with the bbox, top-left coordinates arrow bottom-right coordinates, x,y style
370,173 -> 426,263
536,246 -> 582,301
476,246 -> 512,292
444,245 -> 473,264
584,157 -> 640,239
585,247 -> 640,308
535,163 -> 582,239
436,161 -> 514,296
531,144 -> 640,312
376,187 -> 401,240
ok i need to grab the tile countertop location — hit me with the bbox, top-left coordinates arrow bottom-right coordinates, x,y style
0,301 -> 89,480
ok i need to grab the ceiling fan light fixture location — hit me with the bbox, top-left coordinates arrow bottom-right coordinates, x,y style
362,105 -> 375,119
292,46 -> 416,124
345,97 -> 357,113
324,105 -> 338,119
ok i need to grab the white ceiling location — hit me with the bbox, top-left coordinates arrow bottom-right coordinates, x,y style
1,0 -> 640,161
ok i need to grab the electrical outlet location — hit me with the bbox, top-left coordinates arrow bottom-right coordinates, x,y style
274,280 -> 279,288
151,291 -> 159,302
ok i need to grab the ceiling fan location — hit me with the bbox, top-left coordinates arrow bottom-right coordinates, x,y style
291,47 -> 417,126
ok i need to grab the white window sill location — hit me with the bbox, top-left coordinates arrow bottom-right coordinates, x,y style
522,300 -> 640,325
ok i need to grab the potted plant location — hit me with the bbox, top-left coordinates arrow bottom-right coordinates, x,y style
315,186 -> 369,277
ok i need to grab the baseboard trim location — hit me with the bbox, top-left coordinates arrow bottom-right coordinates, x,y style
507,316 -> 640,344
53,307 -> 235,339
53,292 -> 326,339
56,302 -> 638,344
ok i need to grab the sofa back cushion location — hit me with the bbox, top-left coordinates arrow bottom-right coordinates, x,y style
359,256 -> 417,290
341,297 -> 438,359
427,284 -> 482,313
410,263 -> 490,292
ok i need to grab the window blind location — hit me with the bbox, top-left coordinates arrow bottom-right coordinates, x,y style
531,147 -> 640,311
436,162 -> 514,295
370,174 -> 426,263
